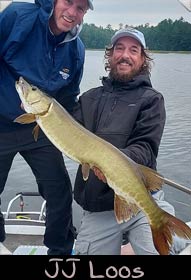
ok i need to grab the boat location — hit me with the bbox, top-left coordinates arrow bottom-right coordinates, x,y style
0,192 -> 47,255
178,0 -> 191,11
0,191 -> 190,255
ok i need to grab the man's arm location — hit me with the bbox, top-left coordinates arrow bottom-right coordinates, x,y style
0,5 -> 18,54
120,92 -> 166,169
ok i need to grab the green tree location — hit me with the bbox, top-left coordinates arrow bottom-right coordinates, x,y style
80,19 -> 191,51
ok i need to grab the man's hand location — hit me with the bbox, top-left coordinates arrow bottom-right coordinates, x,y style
92,166 -> 107,183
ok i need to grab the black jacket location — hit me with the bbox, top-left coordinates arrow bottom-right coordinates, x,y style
73,74 -> 166,212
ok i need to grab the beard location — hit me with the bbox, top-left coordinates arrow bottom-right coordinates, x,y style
109,59 -> 142,83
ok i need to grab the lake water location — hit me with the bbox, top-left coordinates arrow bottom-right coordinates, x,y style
1,51 -> 191,229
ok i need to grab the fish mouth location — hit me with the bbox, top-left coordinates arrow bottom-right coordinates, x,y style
16,77 -> 40,104
17,78 -> 29,100
16,78 -> 26,99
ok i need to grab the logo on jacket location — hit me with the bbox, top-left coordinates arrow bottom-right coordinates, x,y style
59,68 -> 70,80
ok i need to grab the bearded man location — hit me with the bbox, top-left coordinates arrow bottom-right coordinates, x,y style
72,28 -> 175,255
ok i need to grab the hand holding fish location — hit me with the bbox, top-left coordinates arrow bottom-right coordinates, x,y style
92,166 -> 107,183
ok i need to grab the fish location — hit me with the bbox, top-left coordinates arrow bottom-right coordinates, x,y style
178,0 -> 191,11
14,76 -> 191,255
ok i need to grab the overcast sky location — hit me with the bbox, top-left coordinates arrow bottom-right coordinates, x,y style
6,0 -> 191,28
84,0 -> 191,28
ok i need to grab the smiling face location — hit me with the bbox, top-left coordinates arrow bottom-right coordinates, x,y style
49,0 -> 89,35
109,36 -> 145,82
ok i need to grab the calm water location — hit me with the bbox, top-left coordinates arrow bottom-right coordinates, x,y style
1,51 -> 191,227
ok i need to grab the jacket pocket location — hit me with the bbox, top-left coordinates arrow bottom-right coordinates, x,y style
74,240 -> 90,255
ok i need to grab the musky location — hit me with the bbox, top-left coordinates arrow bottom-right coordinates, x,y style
85,0 -> 191,28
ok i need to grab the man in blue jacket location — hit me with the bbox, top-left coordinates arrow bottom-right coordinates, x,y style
0,0 -> 93,255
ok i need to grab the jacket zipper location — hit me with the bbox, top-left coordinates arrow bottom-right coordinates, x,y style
104,98 -> 118,127
111,98 -> 118,111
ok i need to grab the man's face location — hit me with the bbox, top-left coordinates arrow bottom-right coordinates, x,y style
109,36 -> 145,82
50,0 -> 88,35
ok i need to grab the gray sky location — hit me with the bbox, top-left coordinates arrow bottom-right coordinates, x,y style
3,0 -> 191,28
85,0 -> 191,28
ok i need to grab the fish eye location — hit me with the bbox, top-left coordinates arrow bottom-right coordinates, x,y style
31,86 -> 37,91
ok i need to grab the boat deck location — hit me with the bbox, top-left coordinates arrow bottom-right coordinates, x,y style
1,192 -> 190,255
3,234 -> 44,253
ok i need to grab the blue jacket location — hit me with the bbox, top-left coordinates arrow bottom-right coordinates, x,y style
0,0 -> 85,131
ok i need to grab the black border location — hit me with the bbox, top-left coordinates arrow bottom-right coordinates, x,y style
1,255 -> 188,279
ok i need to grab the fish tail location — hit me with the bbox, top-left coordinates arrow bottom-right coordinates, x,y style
151,211 -> 191,255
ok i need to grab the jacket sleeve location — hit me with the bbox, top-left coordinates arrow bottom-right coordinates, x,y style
56,66 -> 84,112
64,37 -> 85,98
70,96 -> 85,125
0,3 -> 39,56
56,39 -> 85,111
120,92 -> 166,169
0,6 -> 17,54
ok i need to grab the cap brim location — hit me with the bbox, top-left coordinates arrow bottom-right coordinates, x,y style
111,32 -> 145,48
88,1 -> 94,10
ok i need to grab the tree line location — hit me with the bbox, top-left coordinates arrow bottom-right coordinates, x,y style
80,18 -> 191,51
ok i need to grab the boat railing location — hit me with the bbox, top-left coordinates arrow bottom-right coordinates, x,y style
4,192 -> 46,221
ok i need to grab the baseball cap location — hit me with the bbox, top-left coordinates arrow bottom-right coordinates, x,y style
88,0 -> 94,10
111,28 -> 146,48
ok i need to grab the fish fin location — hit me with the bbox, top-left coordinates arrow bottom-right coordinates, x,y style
138,164 -> 164,192
32,124 -> 40,142
81,163 -> 90,181
14,113 -> 36,124
114,194 -> 139,224
151,210 -> 191,255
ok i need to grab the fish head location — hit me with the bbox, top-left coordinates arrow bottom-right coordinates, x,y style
16,77 -> 52,114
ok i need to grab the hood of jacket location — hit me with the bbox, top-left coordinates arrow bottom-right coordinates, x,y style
35,0 -> 83,42
35,0 -> 54,13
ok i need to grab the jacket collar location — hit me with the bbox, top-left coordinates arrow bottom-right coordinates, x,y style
102,73 -> 152,92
